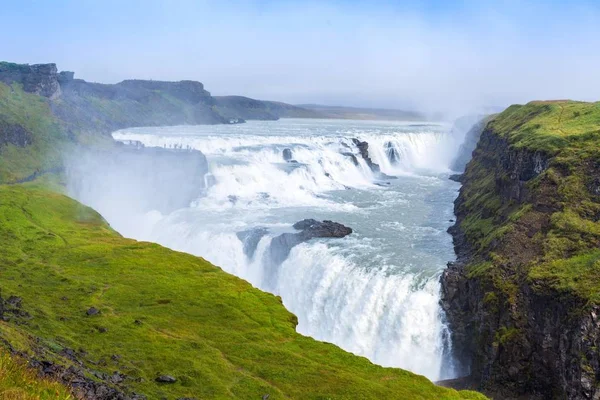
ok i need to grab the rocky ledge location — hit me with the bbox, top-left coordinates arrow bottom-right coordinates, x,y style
441,101 -> 600,399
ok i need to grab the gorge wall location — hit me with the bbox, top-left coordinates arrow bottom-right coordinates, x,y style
442,101 -> 600,399
0,61 -> 324,184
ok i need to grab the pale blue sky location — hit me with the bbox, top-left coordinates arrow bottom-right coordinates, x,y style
2,0 -> 599,114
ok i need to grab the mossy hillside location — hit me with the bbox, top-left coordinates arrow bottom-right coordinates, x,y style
0,185 -> 484,399
0,350 -> 72,400
0,83 -> 70,183
456,100 -> 600,306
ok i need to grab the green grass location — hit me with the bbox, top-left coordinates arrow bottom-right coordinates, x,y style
0,350 -> 72,400
486,101 -> 600,153
456,100 -> 600,305
0,83 -> 69,183
0,184 -> 484,399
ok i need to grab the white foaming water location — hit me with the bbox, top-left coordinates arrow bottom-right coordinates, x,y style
80,119 -> 463,380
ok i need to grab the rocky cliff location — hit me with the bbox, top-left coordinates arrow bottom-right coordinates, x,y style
214,96 -> 324,120
441,101 -> 600,399
0,62 -> 62,99
0,62 -> 323,183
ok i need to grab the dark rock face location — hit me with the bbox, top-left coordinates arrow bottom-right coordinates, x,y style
0,62 -> 61,98
269,219 -> 352,265
449,174 -> 463,183
213,96 -> 323,121
0,293 -> 30,322
54,77 -> 228,135
0,120 -> 32,148
118,79 -> 211,104
352,138 -> 381,173
237,227 -> 269,260
385,141 -> 399,164
282,148 -> 293,161
341,152 -> 359,166
441,127 -> 600,399
449,116 -> 487,172
292,219 -> 353,237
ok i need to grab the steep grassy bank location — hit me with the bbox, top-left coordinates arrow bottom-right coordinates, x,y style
0,350 -> 73,399
441,101 -> 600,399
0,61 -> 487,399
0,184 -> 483,399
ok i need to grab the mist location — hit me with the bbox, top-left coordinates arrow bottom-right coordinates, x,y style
3,0 -> 600,117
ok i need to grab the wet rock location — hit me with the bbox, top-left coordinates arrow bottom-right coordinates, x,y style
155,375 -> 177,383
269,219 -> 352,265
385,141 -> 399,163
440,126 -> 594,399
449,116 -> 487,172
237,227 -> 269,259
449,174 -> 463,183
227,195 -> 238,204
341,152 -> 359,166
352,138 -> 380,173
282,148 -> 293,161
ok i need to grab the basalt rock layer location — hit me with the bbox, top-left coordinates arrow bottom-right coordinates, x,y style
441,101 -> 600,399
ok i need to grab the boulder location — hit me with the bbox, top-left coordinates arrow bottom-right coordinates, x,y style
86,307 -> 100,316
282,148 -> 293,161
155,375 -> 177,383
269,219 -> 352,265
385,141 -> 400,163
237,227 -> 269,259
352,138 -> 381,173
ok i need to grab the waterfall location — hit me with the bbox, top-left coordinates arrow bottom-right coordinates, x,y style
69,119 -> 463,381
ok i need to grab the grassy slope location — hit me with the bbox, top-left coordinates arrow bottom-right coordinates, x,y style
0,350 -> 72,400
457,100 -> 600,304
0,185 -> 483,399
0,83 -> 69,183
0,77 -> 486,398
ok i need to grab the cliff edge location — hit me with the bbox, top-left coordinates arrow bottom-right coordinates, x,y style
441,101 -> 600,399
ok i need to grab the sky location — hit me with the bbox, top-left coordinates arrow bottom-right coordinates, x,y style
2,0 -> 600,116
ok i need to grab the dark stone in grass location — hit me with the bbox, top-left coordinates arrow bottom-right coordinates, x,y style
134,319 -> 143,325
155,375 -> 177,383
6,296 -> 22,308
97,326 -> 108,333
86,307 -> 100,316
109,371 -> 125,384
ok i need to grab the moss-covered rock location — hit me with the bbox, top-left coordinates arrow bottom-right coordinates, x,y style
441,101 -> 600,399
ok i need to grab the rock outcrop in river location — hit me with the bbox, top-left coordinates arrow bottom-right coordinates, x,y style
270,219 -> 353,265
